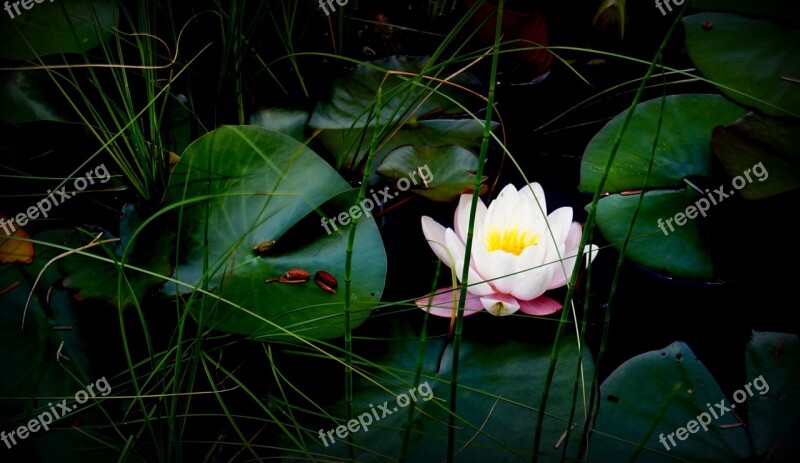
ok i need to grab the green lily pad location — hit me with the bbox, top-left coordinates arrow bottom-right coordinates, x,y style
281,324 -> 595,461
0,261 -> 90,417
589,342 -> 750,462
163,126 -> 386,341
376,145 -> 485,201
689,0 -> 800,22
40,227 -> 168,309
0,72 -> 67,123
0,0 -> 118,60
581,94 -> 745,279
249,108 -> 310,142
580,94 -> 746,194
712,112 -> 800,200
683,13 -> 800,117
309,56 -> 492,180
745,331 -> 800,462
595,189 -> 714,279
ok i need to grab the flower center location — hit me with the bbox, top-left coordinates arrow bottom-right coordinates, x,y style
484,225 -> 539,256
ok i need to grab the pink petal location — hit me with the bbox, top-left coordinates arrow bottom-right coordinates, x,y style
518,295 -> 563,316
415,286 -> 484,318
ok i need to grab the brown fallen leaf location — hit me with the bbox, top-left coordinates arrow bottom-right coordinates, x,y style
0,212 -> 34,264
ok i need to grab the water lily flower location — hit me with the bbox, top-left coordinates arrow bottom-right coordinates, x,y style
417,183 -> 598,317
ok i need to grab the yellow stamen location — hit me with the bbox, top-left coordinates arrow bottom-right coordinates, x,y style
484,225 -> 539,255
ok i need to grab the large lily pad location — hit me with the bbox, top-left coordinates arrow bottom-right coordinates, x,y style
0,261 -> 90,417
163,126 -> 386,341
281,324 -> 595,462
0,72 -> 67,123
689,0 -> 800,22
0,0 -> 118,60
580,94 -> 745,279
595,189 -> 714,279
309,56 -> 493,181
580,94 -> 746,194
683,13 -> 800,117
589,342 -> 750,462
376,145 -> 485,201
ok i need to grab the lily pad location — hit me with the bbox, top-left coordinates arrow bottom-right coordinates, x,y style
580,94 -> 746,194
0,72 -> 67,123
309,56 -> 492,180
712,112 -> 800,200
249,108 -> 310,143
594,189 -> 714,279
0,261 -> 90,417
589,342 -> 750,462
745,331 -> 800,462
0,0 -> 118,60
690,0 -> 800,22
163,126 -> 386,341
580,94 -> 745,279
376,145 -> 485,201
683,13 -> 800,117
41,227 -> 168,309
280,324 -> 595,461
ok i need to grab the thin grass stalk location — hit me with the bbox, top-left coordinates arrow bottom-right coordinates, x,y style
449,1 -> 504,461
343,87 -> 383,460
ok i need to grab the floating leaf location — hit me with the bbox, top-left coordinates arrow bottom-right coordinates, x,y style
0,262 -> 90,417
712,112 -> 800,200
590,342 -> 750,462
0,72 -> 67,123
309,56 -> 492,180
163,126 -> 386,341
376,145 -> 485,201
0,0 -> 118,60
280,324 -> 594,461
249,108 -> 309,142
0,213 -> 34,264
580,94 -> 746,194
594,189 -> 714,279
580,95 -> 745,278
683,13 -> 800,116
689,0 -> 800,23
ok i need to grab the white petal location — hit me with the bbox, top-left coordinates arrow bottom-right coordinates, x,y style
480,293 -> 521,316
544,207 -> 573,248
484,250 -> 517,294
520,182 -> 547,217
454,258 -> 496,296
510,262 -> 553,300
547,222 -> 582,290
421,216 -> 459,269
454,194 -> 487,242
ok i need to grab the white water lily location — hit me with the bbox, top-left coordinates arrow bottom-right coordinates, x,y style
417,183 -> 598,317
